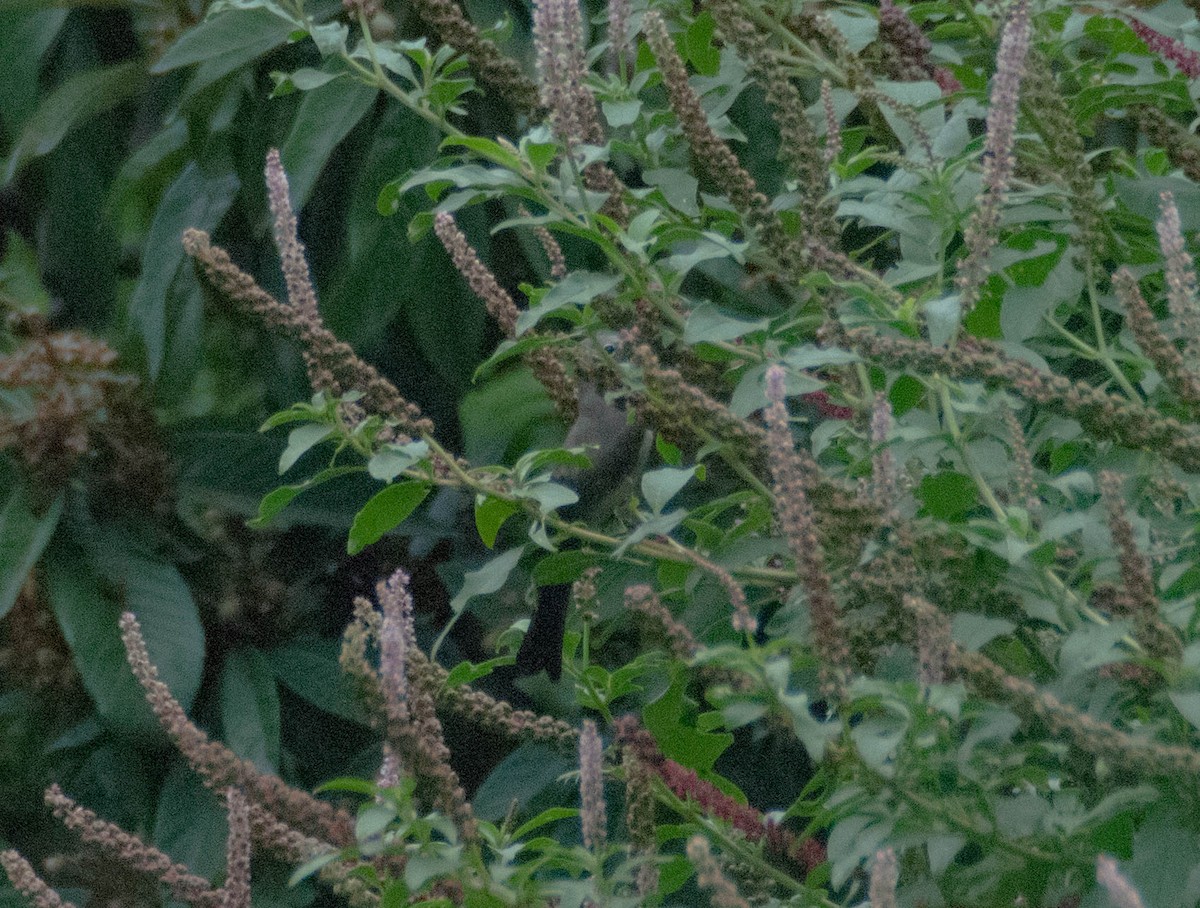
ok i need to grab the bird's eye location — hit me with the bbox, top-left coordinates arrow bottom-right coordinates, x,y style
603,342 -> 617,355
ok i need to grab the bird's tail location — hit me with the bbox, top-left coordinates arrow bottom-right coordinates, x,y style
514,581 -> 570,680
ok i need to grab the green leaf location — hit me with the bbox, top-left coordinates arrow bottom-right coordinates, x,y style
220,649 -> 280,772
250,466 -> 363,528
128,162 -> 240,380
263,638 -> 372,724
656,435 -> 683,466
357,803 -> 397,840
280,76 -> 379,208
532,549 -> 600,586
602,99 -> 642,127
776,689 -> 839,761
347,481 -> 431,555
682,303 -> 769,345
474,495 -> 520,548
511,807 -> 581,840
154,763 -> 232,879
367,441 -> 430,482
612,509 -> 686,558
153,6 -> 296,74
1169,690 -> 1200,733
45,537 -> 204,735
450,547 -> 526,615
1125,806 -> 1200,908
0,8 -> 68,135
441,135 -> 524,171
684,13 -> 720,76
279,423 -> 336,474
916,471 -> 979,521
950,614 -> 1015,651
317,777 -> 381,796
850,711 -> 908,777
442,656 -> 508,687
514,272 -> 623,335
305,20 -> 349,56
643,672 -> 732,772
1057,622 -> 1130,677
643,167 -> 700,217
0,230 -> 51,313
642,466 -> 697,514
271,67 -> 344,96
472,744 -> 574,820
923,293 -> 961,349
3,62 -> 146,185
288,851 -> 342,887
0,477 -> 63,621
824,7 -> 878,52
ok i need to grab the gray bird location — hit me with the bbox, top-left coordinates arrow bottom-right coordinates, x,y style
515,356 -> 648,679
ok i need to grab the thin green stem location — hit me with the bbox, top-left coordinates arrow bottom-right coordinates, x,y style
938,382 -> 1008,523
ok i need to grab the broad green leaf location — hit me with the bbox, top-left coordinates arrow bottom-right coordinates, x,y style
1115,175 -> 1200,233
357,803 -> 397,840
511,807 -> 581,840
827,814 -> 895,889
824,7 -> 878,52
0,8 -> 68,134
347,481 -> 431,555
1125,806 -> 1200,908
441,135 -> 524,171
279,423 -> 336,474
684,13 -> 720,76
220,649 -> 280,772
475,495 -> 520,548
851,712 -> 908,777
643,167 -> 700,216
153,763 -> 230,879
45,537 -> 204,735
280,76 -> 379,208
682,303 -> 769,345
0,477 -> 62,620
128,162 -> 240,380
923,293 -> 961,349
641,466 -> 697,514
643,672 -> 732,772
472,744 -> 574,820
305,20 -> 349,56
0,230 -> 51,312
776,688 -> 840,761
3,62 -> 146,185
288,851 -> 341,887
729,363 -> 823,418
916,470 -> 979,521
612,509 -> 686,558
250,466 -> 363,528
367,441 -> 430,482
516,479 -> 578,512
1169,690 -> 1200,733
532,549 -> 600,586
950,614 -> 1015,652
263,638 -> 372,725
514,272 -> 623,335
602,98 -> 642,127
153,6 -> 296,74
1057,622 -> 1131,677
450,547 -> 526,615
270,67 -> 345,97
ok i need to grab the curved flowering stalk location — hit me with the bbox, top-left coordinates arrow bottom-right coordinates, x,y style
955,0 -> 1032,314
119,611 -> 354,846
764,365 -> 850,697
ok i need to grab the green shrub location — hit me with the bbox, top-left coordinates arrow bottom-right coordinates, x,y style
4,0 -> 1200,905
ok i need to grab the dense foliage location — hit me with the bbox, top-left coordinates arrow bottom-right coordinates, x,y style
4,0 -> 1200,905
